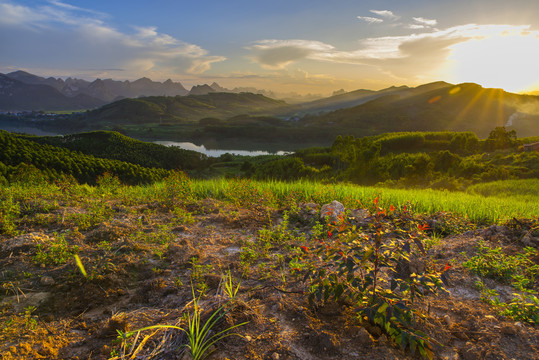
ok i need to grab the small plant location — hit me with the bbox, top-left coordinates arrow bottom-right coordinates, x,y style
117,284 -> 247,360
475,280 -> 538,324
34,232 -> 80,266
464,241 -> 538,287
23,306 -> 37,330
298,201 -> 449,359
190,258 -> 213,294
0,194 -> 20,236
222,270 -> 241,301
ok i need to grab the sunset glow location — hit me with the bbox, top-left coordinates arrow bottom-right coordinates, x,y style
1,0 -> 539,94
449,27 -> 539,92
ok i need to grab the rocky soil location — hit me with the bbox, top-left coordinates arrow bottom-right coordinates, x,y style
1,198 -> 537,360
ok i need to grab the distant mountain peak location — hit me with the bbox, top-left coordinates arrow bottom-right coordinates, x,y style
189,84 -> 215,95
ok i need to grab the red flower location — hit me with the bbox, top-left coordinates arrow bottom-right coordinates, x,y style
389,204 -> 395,212
300,246 -> 309,253
327,231 -> 332,238
373,196 -> 379,205
417,224 -> 430,231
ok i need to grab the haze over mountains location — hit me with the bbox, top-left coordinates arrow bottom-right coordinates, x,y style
1,70 -> 539,138
0,70 -> 317,111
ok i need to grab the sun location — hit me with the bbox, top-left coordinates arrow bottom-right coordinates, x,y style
448,29 -> 539,93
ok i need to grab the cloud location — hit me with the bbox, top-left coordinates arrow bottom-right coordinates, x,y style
248,24 -> 539,83
0,0 -> 225,77
357,16 -> 383,24
248,40 -> 334,69
412,17 -> 437,27
370,10 -> 400,21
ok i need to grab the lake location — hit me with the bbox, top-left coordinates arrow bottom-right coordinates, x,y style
154,141 -> 290,157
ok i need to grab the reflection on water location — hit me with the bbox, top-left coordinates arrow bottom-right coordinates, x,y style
0,125 -> 58,136
155,141 -> 290,157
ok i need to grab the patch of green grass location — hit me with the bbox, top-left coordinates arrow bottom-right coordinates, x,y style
465,241 -> 538,324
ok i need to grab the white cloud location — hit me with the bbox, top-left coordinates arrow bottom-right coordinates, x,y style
0,0 -> 225,77
357,16 -> 383,24
412,17 -> 437,27
248,24 -> 539,83
370,10 -> 400,21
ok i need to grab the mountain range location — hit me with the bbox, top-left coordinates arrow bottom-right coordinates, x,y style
0,70 -> 320,111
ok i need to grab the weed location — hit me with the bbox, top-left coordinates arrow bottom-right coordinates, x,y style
23,306 -> 37,330
190,258 -> 213,294
222,270 -> 241,301
116,284 -> 247,360
34,232 -> 80,266
0,194 -> 20,236
475,280 -> 538,324
464,241 -> 538,286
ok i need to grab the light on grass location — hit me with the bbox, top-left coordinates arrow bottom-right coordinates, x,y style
74,254 -> 87,277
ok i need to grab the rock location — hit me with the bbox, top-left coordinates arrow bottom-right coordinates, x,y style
320,201 -> 345,223
349,209 -> 369,225
40,276 -> 55,286
355,327 -> 374,346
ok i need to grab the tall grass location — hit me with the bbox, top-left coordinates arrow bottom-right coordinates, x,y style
189,178 -> 538,223
3,176 -> 536,226
467,179 -> 539,199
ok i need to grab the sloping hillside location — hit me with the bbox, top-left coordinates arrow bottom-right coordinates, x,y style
88,92 -> 291,123
301,83 -> 539,137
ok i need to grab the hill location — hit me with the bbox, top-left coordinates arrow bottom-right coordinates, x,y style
88,92 -> 290,123
0,74 -> 105,111
300,83 -> 539,137
289,81 -> 452,116
19,130 -> 207,171
0,130 -> 174,184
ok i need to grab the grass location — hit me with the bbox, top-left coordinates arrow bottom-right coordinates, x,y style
188,178 -> 538,223
116,283 -> 247,360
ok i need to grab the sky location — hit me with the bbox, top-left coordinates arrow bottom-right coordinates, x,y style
1,0 -> 539,95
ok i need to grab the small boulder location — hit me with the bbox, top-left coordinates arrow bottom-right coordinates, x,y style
320,201 -> 345,223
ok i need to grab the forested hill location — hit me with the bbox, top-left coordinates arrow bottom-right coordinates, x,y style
0,131 -> 181,185
18,131 -> 207,171
300,83 -> 539,138
87,92 -> 290,123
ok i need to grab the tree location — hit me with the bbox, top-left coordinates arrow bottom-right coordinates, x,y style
486,127 -> 517,150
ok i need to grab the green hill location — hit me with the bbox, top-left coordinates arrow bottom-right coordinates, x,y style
0,130 -> 170,185
301,83 -> 539,137
19,131 -> 207,171
88,92 -> 290,123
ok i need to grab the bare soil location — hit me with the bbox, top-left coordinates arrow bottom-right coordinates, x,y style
0,198 -> 537,360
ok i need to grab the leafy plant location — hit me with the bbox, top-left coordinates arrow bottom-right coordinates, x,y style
475,280 -> 538,324
299,202 -> 449,359
464,241 -> 538,286
33,232 -> 80,266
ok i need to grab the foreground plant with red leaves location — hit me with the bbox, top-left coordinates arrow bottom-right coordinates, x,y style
297,203 -> 451,359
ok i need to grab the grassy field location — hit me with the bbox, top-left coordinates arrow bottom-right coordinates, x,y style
188,178 -> 538,223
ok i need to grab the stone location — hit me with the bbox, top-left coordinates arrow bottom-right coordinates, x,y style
320,201 -> 345,223
40,276 -> 55,286
356,327 -> 374,346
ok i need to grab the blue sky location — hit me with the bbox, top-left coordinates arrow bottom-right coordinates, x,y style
1,0 -> 539,94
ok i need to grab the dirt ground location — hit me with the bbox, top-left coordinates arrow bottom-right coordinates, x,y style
0,198 -> 537,360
